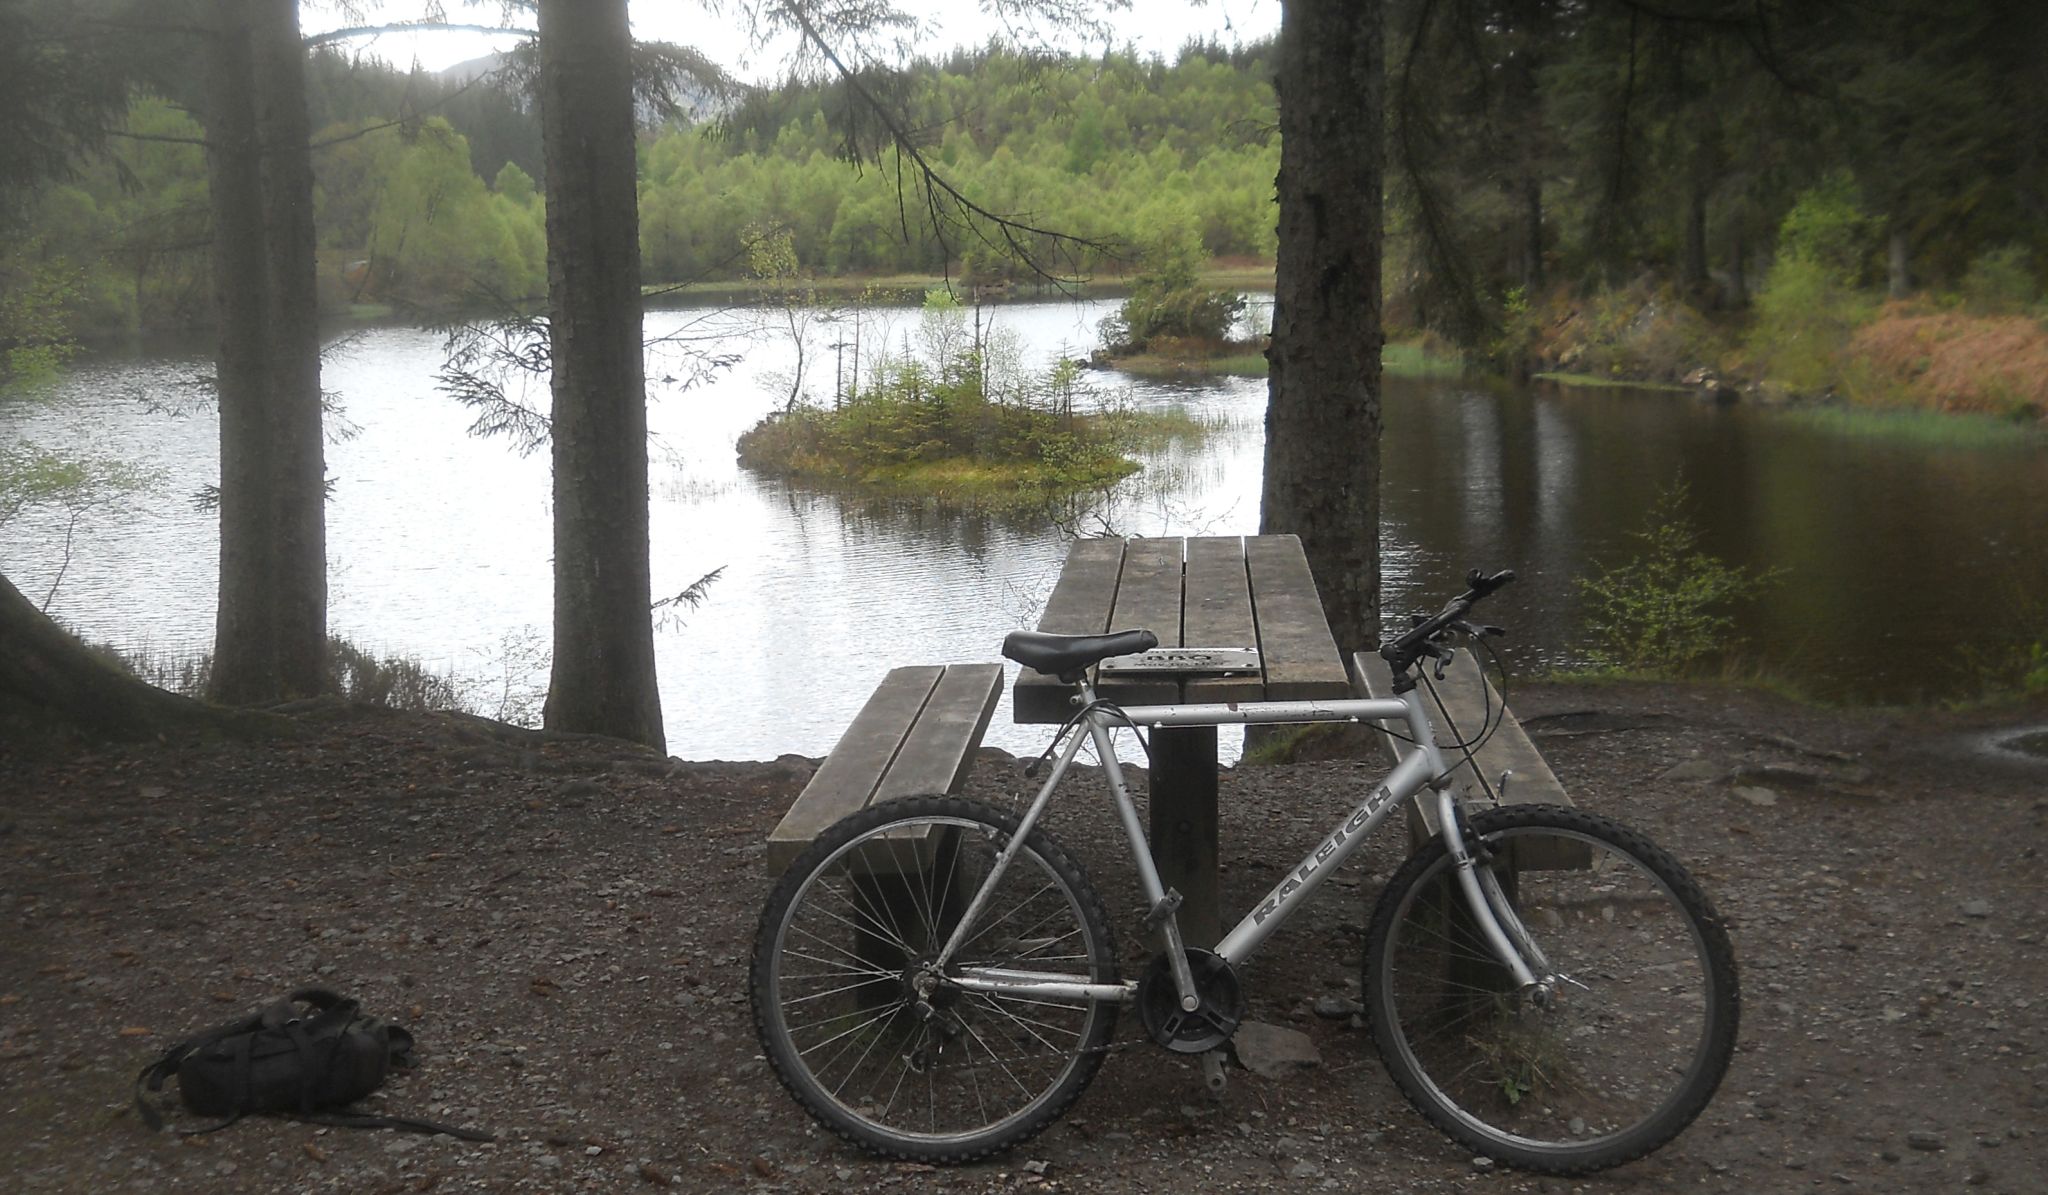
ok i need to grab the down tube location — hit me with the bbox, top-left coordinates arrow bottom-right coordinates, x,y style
1214,751 -> 1439,967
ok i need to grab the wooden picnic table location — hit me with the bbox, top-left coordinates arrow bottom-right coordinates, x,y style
1013,535 -> 1352,945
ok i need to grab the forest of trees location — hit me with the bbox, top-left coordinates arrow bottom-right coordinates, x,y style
10,3 -> 2044,414
4,0 -> 2044,745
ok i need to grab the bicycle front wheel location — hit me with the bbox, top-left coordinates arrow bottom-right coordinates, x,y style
751,795 -> 1119,1163
1364,805 -> 1738,1174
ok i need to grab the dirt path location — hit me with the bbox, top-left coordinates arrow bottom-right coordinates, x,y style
2,683 -> 2042,1193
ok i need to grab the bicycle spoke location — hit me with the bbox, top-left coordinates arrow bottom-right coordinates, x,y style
755,801 -> 1117,1159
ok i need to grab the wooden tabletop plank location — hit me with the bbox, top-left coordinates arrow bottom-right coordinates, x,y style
1245,535 -> 1352,700
1182,535 -> 1264,704
767,665 -> 940,868
1014,537 -> 1127,722
1103,537 -> 1186,704
876,664 -> 1004,801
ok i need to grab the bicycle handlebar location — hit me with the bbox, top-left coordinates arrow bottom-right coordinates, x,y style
1378,568 -> 1516,673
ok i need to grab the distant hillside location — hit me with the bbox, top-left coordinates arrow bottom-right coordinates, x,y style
438,50 -> 517,86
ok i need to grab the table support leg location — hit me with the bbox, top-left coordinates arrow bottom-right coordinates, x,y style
1148,724 -> 1220,948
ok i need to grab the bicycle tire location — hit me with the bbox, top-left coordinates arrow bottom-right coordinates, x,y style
1363,804 -> 1739,1174
751,795 -> 1120,1162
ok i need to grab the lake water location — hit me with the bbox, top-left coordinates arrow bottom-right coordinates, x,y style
4,297 -> 2045,760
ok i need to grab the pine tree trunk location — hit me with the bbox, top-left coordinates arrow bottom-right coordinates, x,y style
1505,0 -> 1546,295
1683,185 -> 1710,302
202,0 -> 326,705
536,0 -> 666,750
1887,227 -> 1912,298
1261,0 -> 1385,654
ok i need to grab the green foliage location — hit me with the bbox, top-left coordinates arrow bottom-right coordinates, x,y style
113,637 -> 464,712
0,443 -> 157,527
1959,244 -> 2040,313
1746,255 -> 1876,396
736,301 -> 1202,496
1100,212 -> 1248,354
1773,173 -> 1877,285
326,637 -> 463,710
2023,641 -> 2048,697
1576,482 -> 1780,675
640,47 -> 1278,285
1490,287 -> 1539,371
492,162 -> 538,207
366,118 -> 546,304
0,249 -> 82,389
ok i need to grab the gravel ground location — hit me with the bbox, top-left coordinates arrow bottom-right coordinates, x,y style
1,683 -> 2043,1194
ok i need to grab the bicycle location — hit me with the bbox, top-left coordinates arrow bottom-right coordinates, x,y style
750,569 -> 1739,1175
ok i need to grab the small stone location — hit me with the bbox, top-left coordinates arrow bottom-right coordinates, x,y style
1471,1156 -> 1495,1172
1961,900 -> 1991,919
1568,1117 -> 1586,1136
585,1145 -> 603,1157
1907,1130 -> 1945,1152
1659,758 -> 1723,783
1022,1160 -> 1049,1175
1311,995 -> 1361,1020
1233,1022 -> 1322,1079
1288,1160 -> 1324,1179
834,1168 -> 853,1181
1733,786 -> 1779,807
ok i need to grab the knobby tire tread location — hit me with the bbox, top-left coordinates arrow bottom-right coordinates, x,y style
751,794 -> 1119,1164
1363,804 -> 1740,1175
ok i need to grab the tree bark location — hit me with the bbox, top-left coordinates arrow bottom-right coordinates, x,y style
1504,0 -> 1547,295
1261,0 -> 1384,654
1683,185 -> 1709,302
202,0 -> 326,705
536,0 -> 666,750
1886,226 -> 1912,298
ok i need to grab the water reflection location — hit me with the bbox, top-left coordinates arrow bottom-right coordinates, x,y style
3,301 -> 2045,759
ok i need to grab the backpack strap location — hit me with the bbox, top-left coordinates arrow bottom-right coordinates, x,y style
133,1011 -> 263,1133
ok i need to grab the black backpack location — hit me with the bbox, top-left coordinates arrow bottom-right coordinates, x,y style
134,988 -> 490,1140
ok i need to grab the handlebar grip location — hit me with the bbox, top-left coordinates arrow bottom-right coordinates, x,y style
1465,568 -> 1516,597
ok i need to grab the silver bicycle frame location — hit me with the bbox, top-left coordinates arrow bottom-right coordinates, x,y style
938,671 -> 1542,1005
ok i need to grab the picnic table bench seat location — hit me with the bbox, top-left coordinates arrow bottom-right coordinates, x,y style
764,663 -> 1003,875
1353,648 -> 1584,869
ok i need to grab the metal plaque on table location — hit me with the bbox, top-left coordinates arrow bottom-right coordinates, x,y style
1098,647 -> 1262,676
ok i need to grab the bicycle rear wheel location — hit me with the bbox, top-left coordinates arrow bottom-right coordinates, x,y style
751,795 -> 1119,1162
1364,805 -> 1738,1174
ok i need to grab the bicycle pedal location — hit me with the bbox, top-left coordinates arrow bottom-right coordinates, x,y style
1140,889 -> 1183,934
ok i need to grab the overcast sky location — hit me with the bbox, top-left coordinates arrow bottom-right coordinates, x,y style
307,1 -> 1280,78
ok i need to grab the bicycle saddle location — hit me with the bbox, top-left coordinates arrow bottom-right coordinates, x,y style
1002,629 -> 1158,683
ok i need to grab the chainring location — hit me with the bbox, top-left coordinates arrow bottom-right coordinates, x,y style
1136,948 -> 1245,1054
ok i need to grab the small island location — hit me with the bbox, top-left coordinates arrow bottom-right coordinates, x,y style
737,291 -> 1205,498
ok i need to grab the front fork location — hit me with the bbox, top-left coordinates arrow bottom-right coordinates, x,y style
1433,786 -> 1553,998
